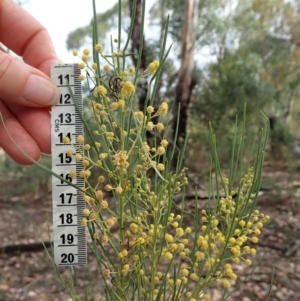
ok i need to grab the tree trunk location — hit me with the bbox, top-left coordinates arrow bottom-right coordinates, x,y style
172,0 -> 197,163
128,0 -> 148,111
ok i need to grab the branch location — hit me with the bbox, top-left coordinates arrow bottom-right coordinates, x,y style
0,241 -> 51,254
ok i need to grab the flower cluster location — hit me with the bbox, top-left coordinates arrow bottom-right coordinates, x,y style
55,46 -> 270,301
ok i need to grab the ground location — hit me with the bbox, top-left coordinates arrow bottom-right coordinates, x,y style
1,161 -> 300,301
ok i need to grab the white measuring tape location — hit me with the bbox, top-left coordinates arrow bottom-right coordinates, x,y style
51,64 -> 87,266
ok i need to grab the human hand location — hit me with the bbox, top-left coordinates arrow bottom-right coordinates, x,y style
0,0 -> 60,164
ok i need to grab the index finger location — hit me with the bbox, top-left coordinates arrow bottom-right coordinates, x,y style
0,0 -> 58,75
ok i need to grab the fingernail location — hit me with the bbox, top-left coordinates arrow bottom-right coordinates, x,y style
23,74 -> 59,105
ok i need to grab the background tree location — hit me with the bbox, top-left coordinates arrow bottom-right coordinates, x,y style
172,0 -> 198,154
66,0 -> 300,166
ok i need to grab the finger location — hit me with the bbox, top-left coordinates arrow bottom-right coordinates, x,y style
0,0 -> 58,75
7,103 -> 52,154
0,100 -> 41,165
0,52 -> 60,107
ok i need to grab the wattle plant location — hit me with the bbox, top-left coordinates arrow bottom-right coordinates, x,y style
0,1 -> 271,300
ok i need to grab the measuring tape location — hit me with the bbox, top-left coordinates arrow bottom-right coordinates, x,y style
51,64 -> 87,266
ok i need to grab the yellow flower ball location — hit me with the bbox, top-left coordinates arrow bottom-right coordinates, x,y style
134,111 -> 144,119
80,170 -> 91,178
81,218 -> 87,226
103,65 -> 110,72
94,43 -> 103,52
129,66 -> 135,73
158,102 -> 168,116
251,237 -> 259,243
81,54 -> 88,62
157,146 -> 165,155
146,106 -> 154,114
160,139 -> 168,147
96,85 -> 107,96
223,279 -> 231,288
175,227 -> 184,237
88,212 -> 97,220
239,220 -> 246,227
121,81 -> 135,95
103,269 -> 110,278
78,63 -> 85,69
82,160 -> 89,167
146,122 -> 154,131
105,184 -> 112,191
98,176 -> 105,183
157,163 -> 165,171
118,99 -> 125,107
164,252 -> 173,260
93,233 -> 99,240
100,200 -> 108,209
83,48 -> 90,55
101,235 -> 109,243
190,273 -> 199,282
172,222 -> 179,228
111,102 -> 119,110
182,238 -> 189,245
232,257 -> 240,264
77,135 -> 84,143
202,294 -> 210,301
62,136 -> 70,144
165,233 -> 173,243
83,208 -> 90,216
148,60 -> 159,74
115,186 -> 123,195
156,123 -> 164,132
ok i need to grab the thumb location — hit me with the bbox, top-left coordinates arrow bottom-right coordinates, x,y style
0,52 -> 60,107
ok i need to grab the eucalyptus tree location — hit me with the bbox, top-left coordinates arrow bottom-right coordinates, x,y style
66,0 -> 224,156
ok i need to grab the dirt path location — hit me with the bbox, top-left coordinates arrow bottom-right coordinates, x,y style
1,164 -> 300,301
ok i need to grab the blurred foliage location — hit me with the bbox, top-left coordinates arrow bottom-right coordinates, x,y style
149,0 -> 225,48
3,0 -> 300,200
65,0 -> 300,172
0,155 -> 51,197
190,50 -> 275,132
66,1 -> 128,50
233,0 -> 300,116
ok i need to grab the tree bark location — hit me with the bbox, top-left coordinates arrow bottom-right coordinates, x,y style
128,0 -> 148,111
172,0 -> 197,163
0,242 -> 51,254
